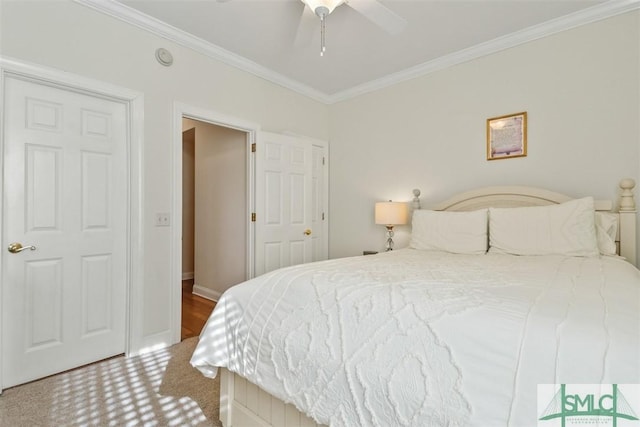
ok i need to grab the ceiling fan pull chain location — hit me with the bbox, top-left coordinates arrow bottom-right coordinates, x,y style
313,5 -> 330,56
320,13 -> 326,56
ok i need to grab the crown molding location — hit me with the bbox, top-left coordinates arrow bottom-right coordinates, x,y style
329,0 -> 640,103
75,0 -> 639,105
73,0 -> 333,104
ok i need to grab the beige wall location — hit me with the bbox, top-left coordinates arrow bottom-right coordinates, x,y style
183,119 -> 247,299
329,11 -> 640,258
182,128 -> 195,279
0,0 -> 329,349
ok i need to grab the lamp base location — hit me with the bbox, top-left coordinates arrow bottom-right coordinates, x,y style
385,225 -> 395,251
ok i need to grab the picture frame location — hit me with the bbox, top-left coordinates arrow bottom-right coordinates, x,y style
486,111 -> 527,160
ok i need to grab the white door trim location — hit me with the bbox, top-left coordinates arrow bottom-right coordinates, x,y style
0,56 -> 144,391
171,102 -> 259,344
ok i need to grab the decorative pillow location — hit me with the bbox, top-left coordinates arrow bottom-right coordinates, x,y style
410,209 -> 488,254
595,212 -> 617,256
488,197 -> 599,257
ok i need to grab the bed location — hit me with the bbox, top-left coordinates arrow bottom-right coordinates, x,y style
190,179 -> 639,427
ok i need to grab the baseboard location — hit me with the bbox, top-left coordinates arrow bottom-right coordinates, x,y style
181,272 -> 194,280
192,284 -> 221,302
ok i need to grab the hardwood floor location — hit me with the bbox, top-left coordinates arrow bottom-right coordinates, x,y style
181,279 -> 216,341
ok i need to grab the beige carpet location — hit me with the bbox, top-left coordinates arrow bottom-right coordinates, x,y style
0,337 -> 221,426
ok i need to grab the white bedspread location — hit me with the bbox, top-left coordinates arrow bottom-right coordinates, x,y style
190,249 -> 640,426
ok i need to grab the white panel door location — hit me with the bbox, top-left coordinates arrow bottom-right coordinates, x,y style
1,76 -> 128,388
255,132 -> 313,276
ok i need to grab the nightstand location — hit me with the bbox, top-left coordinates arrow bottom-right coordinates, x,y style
363,251 -> 378,256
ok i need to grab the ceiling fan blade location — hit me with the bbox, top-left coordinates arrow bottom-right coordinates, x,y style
346,0 -> 407,35
294,4 -> 318,47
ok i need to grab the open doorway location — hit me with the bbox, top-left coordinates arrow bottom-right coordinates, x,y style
180,118 -> 248,340
170,104 -> 328,344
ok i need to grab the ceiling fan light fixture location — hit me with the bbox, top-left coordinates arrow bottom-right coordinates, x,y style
301,0 -> 344,16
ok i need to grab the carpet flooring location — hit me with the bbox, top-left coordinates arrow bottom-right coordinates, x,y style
0,337 -> 221,426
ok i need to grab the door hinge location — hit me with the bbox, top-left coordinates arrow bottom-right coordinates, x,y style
251,212 -> 256,222
322,212 -> 325,220
322,157 -> 325,165
251,143 -> 256,153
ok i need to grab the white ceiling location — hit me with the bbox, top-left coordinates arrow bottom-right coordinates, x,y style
81,0 -> 637,103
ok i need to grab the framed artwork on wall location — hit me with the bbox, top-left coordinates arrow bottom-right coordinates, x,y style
486,111 -> 527,160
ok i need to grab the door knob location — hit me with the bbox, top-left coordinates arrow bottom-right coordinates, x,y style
7,243 -> 36,253
303,229 -> 312,236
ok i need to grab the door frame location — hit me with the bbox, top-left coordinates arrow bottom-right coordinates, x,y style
0,56 -> 144,392
170,102 -> 259,344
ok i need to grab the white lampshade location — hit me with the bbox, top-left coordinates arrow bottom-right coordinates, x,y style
375,201 -> 408,226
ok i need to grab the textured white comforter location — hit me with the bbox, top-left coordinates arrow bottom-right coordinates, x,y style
190,249 -> 640,426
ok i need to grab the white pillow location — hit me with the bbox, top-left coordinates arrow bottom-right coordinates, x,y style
410,209 -> 488,254
595,212 -> 617,256
489,197 -> 599,257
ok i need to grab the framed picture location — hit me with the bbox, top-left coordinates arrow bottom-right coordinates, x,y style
486,111 -> 527,160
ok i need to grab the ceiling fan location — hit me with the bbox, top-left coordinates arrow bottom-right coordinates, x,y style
218,0 -> 407,56
298,0 -> 407,56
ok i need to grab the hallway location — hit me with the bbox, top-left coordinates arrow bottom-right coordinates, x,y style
181,279 -> 215,341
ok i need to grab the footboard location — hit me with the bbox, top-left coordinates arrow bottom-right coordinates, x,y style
220,368 -> 325,427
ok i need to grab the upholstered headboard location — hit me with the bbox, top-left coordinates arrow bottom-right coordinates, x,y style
411,179 -> 637,266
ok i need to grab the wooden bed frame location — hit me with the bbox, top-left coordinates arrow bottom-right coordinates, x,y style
219,179 -> 637,427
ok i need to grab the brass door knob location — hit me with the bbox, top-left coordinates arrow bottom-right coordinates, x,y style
7,243 -> 36,253
303,229 -> 312,236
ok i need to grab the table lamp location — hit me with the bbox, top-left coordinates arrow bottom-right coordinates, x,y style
374,201 -> 408,251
